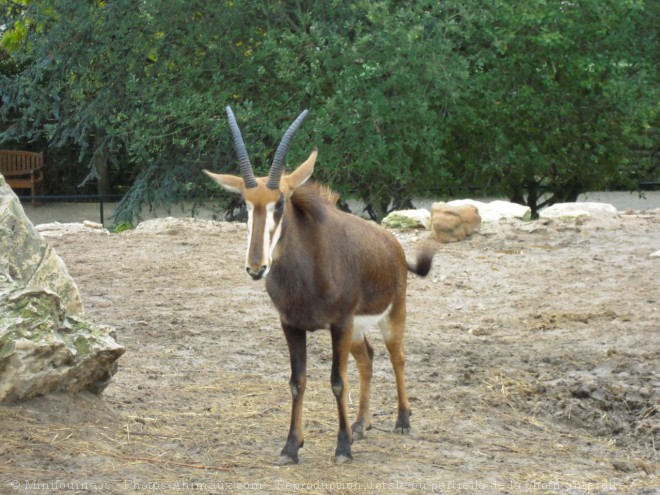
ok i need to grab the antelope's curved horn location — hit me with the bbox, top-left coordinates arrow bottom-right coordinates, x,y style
267,109 -> 309,190
226,106 -> 258,189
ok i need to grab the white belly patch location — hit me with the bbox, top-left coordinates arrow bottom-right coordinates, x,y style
352,305 -> 392,343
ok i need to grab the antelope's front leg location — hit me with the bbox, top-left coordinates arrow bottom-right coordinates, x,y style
330,321 -> 354,463
278,324 -> 307,465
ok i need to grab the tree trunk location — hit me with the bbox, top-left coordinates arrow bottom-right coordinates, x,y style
526,180 -> 539,219
95,151 -> 112,197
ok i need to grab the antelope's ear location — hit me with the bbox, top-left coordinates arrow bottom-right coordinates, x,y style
285,148 -> 318,190
203,170 -> 245,194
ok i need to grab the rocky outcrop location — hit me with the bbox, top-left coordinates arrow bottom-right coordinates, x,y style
0,174 -> 124,403
1,197 -> 84,316
430,202 -> 481,243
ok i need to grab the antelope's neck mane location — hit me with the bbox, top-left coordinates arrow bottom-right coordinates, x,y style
289,182 -> 340,223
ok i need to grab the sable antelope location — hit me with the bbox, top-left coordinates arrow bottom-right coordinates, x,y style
204,107 -> 434,464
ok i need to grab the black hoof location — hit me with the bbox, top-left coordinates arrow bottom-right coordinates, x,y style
278,439 -> 303,465
395,409 -> 411,434
351,421 -> 371,442
394,425 -> 411,435
276,454 -> 299,465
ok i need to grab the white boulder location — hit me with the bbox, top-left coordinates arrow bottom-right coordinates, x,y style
36,221 -> 109,238
539,202 -> 619,220
446,199 -> 531,223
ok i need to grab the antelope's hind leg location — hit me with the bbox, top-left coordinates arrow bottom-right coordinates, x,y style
350,330 -> 374,441
278,324 -> 307,465
379,311 -> 412,434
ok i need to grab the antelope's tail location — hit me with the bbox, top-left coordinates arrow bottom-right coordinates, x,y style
407,240 -> 436,277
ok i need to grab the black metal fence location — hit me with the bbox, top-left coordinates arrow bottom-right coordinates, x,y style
16,194 -> 124,225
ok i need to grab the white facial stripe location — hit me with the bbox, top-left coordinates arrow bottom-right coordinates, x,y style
268,214 -> 283,262
245,201 -> 255,268
261,202 -> 277,277
244,199 -> 283,278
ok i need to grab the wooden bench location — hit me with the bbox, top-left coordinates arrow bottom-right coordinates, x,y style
0,150 -> 45,206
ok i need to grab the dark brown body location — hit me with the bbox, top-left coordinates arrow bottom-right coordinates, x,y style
266,184 -> 432,463
267,193 -> 408,331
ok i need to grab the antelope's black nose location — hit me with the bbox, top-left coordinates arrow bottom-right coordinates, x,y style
247,265 -> 267,280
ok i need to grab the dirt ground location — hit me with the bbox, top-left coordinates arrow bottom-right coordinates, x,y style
1,210 -> 659,494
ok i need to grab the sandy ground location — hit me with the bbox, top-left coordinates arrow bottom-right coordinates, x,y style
1,208 -> 659,494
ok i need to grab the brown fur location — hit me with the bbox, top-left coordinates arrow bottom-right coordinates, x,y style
290,182 -> 434,277
407,240 -> 437,276
265,177 -> 434,464
289,182 -> 337,223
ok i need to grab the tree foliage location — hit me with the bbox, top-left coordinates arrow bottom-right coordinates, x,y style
1,0 -> 657,221
443,0 -> 658,217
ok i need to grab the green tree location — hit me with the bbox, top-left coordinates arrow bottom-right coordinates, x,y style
1,0 -> 468,222
1,0 -> 242,217
444,0 -> 658,217
255,1 -> 465,218
1,0 -> 656,222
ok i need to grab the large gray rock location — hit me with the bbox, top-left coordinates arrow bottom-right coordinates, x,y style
0,174 -> 124,403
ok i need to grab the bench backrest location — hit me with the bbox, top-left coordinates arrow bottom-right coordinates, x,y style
0,150 -> 44,177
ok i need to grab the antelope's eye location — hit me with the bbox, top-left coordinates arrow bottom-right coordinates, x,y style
274,195 -> 285,215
